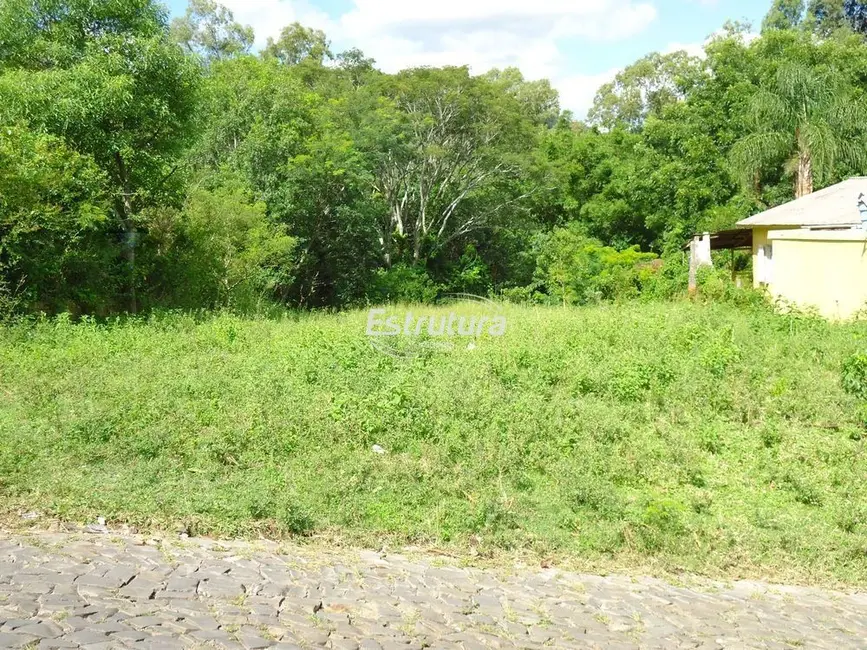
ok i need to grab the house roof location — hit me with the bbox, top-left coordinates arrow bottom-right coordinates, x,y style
736,177 -> 867,228
681,229 -> 752,250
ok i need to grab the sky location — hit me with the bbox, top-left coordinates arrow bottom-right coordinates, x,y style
165,0 -> 768,117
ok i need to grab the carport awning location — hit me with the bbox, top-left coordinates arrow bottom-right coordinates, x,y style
682,229 -> 752,251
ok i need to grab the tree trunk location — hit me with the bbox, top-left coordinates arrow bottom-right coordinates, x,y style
796,147 -> 813,198
114,152 -> 138,314
412,227 -> 422,265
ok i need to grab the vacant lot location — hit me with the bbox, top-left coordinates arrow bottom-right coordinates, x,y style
1,302 -> 866,584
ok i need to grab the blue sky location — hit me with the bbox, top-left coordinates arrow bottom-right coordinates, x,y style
165,0 -> 768,115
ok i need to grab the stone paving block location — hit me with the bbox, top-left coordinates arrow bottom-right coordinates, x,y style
15,620 -> 64,638
294,628 -> 330,646
89,620 -> 130,634
118,577 -> 160,601
111,629 -> 149,643
66,629 -> 112,645
37,639 -> 78,649
0,631 -> 39,648
125,615 -> 168,629
190,628 -> 233,644
238,631 -> 274,649
1,618 -> 34,631
147,635 -> 190,649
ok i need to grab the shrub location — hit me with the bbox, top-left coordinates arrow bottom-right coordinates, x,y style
842,353 -> 867,401
367,264 -> 442,303
533,223 -> 658,305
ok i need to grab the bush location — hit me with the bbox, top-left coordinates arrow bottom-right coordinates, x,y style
367,264 -> 442,303
695,267 -> 768,308
842,353 -> 867,401
159,184 -> 298,311
533,223 -> 658,305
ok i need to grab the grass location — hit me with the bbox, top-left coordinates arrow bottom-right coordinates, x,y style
1,301 -> 867,585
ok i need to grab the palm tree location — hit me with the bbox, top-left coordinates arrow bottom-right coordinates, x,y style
730,62 -> 867,198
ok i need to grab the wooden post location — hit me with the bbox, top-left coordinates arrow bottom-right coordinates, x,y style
731,248 -> 736,284
688,236 -> 698,296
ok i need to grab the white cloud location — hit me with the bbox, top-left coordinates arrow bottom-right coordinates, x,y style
218,0 -> 333,47
216,0 -> 658,115
555,68 -> 622,119
334,0 -> 657,115
663,26 -> 760,61
663,41 -> 708,58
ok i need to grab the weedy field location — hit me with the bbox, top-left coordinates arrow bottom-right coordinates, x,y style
1,302 -> 866,585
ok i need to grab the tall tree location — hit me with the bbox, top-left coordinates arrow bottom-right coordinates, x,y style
263,23 -> 331,66
588,52 -> 705,132
0,125 -> 109,312
170,0 -> 254,62
729,63 -> 867,198
0,0 -> 201,312
336,47 -> 376,88
806,0 -> 850,35
483,67 -> 561,128
192,56 -> 381,307
762,0 -> 806,31
357,67 -> 539,266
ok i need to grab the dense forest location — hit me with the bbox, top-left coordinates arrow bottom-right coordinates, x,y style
1,0 -> 867,315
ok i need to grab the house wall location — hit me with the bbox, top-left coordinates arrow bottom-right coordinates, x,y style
767,229 -> 867,319
751,227 -> 769,288
751,226 -> 800,288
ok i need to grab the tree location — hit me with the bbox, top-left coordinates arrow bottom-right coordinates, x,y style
806,0 -> 850,35
729,62 -> 867,198
482,67 -> 561,127
533,223 -> 656,305
170,183 -> 297,309
762,0 -> 806,31
263,23 -> 331,66
588,52 -> 705,132
192,56 -> 381,307
170,0 -> 254,62
336,48 -> 376,88
0,0 -> 201,312
356,67 -> 539,266
0,0 -> 168,70
0,125 -> 109,313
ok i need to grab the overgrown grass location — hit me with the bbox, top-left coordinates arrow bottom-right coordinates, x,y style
1,302 -> 867,584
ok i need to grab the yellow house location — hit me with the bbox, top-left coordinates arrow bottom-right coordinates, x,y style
736,177 -> 867,319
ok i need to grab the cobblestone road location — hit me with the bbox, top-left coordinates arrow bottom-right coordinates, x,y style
0,531 -> 865,649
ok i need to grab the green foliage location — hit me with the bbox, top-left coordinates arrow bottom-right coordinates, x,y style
3,0 -> 867,316
2,302 -> 867,583
533,224 -> 658,305
263,22 -> 332,67
368,265 -> 442,304
0,125 -> 109,313
0,0 -> 201,313
166,184 -> 297,310
695,267 -> 770,308
841,353 -> 867,400
729,60 -> 867,196
588,51 -> 705,131
170,0 -> 254,61
763,0 -> 807,31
